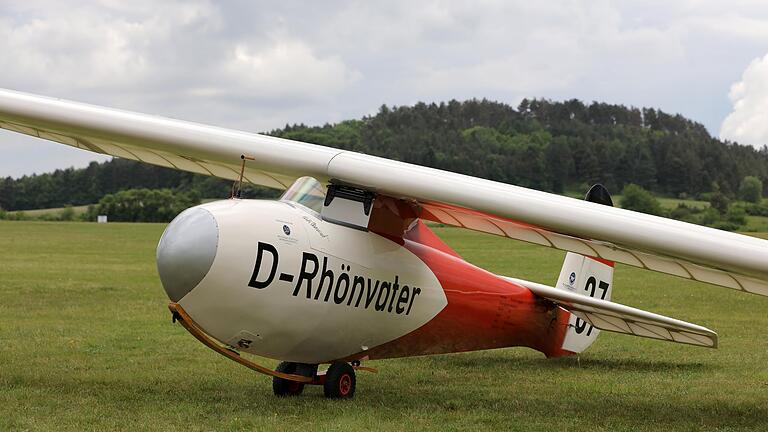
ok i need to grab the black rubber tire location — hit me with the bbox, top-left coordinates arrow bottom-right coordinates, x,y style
323,362 -> 356,399
272,362 -> 305,397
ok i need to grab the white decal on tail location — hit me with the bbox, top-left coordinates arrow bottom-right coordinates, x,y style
557,252 -> 614,353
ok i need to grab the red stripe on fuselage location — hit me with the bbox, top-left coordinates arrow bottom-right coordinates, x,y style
402,220 -> 462,259
359,223 -> 572,360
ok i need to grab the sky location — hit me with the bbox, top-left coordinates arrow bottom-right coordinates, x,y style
3,0 -> 768,178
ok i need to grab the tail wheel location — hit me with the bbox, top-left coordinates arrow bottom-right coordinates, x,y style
272,362 -> 305,397
323,362 -> 356,399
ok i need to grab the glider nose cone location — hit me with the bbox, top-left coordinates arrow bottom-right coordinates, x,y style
157,207 -> 219,302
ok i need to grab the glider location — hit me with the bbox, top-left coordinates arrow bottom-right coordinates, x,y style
1,89 -> 765,398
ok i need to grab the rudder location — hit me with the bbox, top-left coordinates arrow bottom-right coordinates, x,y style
558,183 -> 615,353
555,252 -> 614,353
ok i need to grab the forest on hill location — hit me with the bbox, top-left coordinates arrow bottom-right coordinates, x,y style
2,98 -> 768,212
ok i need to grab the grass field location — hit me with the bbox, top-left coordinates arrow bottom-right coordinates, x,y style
2,221 -> 768,431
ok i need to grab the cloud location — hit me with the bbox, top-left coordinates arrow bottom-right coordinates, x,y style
407,1 -> 683,100
4,1 -> 768,177
0,1 -> 360,122
221,39 -> 361,102
720,53 -> 768,148
0,11 -> 150,90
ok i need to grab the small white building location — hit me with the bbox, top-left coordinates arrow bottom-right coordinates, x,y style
97,215 -> 108,223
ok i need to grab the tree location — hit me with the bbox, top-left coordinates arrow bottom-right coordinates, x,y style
620,184 -> 662,216
709,191 -> 730,215
738,176 -> 763,203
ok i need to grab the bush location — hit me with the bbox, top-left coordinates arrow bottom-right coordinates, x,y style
725,205 -> 747,226
712,221 -> 742,231
59,205 -> 76,222
89,188 -> 201,222
743,202 -> 768,216
6,211 -> 27,221
669,203 -> 703,223
620,184 -> 662,216
80,205 -> 96,222
699,207 -> 721,225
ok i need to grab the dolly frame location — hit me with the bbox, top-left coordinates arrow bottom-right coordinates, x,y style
168,302 -> 376,385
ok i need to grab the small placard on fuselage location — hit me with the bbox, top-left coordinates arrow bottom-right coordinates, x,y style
321,195 -> 371,230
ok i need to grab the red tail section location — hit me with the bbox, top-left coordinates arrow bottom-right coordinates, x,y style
403,220 -> 462,259
360,219 -> 573,360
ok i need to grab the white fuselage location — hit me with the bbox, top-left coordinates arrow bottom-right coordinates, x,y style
170,199 -> 448,363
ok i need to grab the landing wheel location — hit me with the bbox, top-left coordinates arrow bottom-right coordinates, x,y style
272,362 -> 305,397
323,362 -> 356,399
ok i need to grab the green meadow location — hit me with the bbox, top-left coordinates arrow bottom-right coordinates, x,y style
1,221 -> 767,431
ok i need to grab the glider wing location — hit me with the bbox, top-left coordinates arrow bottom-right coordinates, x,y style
0,89 -> 339,190
2,88 -> 768,296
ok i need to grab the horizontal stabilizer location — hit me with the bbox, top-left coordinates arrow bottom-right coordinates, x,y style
503,276 -> 717,348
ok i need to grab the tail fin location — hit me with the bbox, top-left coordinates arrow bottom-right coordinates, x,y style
556,253 -> 614,353
558,184 -> 615,353
505,185 -> 716,353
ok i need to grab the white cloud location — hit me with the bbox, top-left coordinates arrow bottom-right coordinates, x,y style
222,39 -> 360,102
720,53 -> 768,148
3,1 -> 768,177
0,14 -> 149,89
298,0 -> 687,106
0,0 -> 221,100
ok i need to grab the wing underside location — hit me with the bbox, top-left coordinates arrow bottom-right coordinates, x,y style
419,201 -> 768,296
0,118 -> 300,190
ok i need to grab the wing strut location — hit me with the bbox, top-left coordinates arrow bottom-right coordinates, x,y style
230,154 -> 256,199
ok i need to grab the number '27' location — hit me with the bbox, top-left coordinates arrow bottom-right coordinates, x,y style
574,276 -> 610,336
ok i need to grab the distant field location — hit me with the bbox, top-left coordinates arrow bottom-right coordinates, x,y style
569,192 -> 768,231
1,221 -> 767,431
745,215 -> 768,232
7,199 -> 221,219
1,196 -> 715,216
568,193 -> 710,210
653,196 -> 710,209
8,204 -> 90,218
13,195 -> 768,231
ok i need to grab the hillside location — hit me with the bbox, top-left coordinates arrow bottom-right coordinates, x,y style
2,98 -> 768,211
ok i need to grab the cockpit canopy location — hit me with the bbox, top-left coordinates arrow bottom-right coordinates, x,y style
280,176 -> 326,213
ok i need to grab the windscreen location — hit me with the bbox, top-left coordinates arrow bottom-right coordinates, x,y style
280,176 -> 326,213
